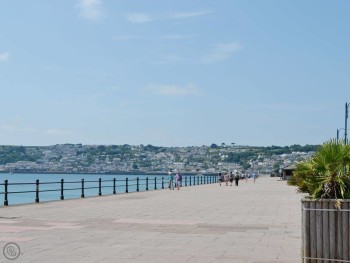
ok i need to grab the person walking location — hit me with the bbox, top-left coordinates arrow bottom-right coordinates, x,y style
224,172 -> 229,186
252,172 -> 257,183
229,172 -> 234,186
220,173 -> 224,185
176,172 -> 182,190
218,172 -> 222,186
168,172 -> 174,190
235,172 -> 240,186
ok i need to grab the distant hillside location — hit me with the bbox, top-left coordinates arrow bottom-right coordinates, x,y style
0,144 -> 319,165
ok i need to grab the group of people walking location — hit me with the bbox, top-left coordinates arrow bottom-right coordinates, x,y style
218,172 -> 240,186
168,172 -> 182,190
218,171 -> 257,186
167,171 -> 257,190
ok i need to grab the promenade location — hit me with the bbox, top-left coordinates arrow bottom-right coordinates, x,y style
0,177 -> 303,263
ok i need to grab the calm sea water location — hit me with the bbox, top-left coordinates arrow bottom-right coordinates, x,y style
0,173 -> 196,206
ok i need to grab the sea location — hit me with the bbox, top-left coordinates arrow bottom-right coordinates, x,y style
0,173 -> 184,206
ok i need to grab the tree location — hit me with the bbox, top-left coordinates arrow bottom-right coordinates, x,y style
210,144 -> 218,149
273,162 -> 282,173
240,161 -> 251,170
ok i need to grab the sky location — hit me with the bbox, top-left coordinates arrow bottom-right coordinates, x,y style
0,0 -> 349,147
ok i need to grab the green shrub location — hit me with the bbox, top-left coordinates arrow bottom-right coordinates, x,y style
288,139 -> 350,202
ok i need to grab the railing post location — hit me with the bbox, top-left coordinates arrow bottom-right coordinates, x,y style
162,177 -> 164,189
113,178 -> 116,194
4,179 -> 8,206
126,177 -> 128,193
154,177 -> 157,190
60,179 -> 64,200
201,176 -> 203,184
146,177 -> 148,191
193,176 -> 195,186
185,176 -> 187,187
190,176 -> 191,186
98,178 -> 102,196
197,176 -> 199,185
137,177 -> 139,192
35,179 -> 39,203
81,179 -> 85,198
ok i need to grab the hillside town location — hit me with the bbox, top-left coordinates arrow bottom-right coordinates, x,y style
0,144 -> 316,175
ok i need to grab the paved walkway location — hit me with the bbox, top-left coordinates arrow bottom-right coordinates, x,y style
0,177 -> 303,263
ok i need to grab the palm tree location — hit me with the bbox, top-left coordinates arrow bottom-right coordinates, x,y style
293,139 -> 350,260
289,139 -> 350,202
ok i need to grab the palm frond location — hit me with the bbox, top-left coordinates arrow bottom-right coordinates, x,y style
290,138 -> 350,201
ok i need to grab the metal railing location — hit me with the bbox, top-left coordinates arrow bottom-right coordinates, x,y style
0,175 -> 217,206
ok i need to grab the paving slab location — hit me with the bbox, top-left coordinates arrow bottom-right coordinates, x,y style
0,177 -> 303,263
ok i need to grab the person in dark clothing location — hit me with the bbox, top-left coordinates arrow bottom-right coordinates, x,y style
218,172 -> 222,186
229,172 -> 234,186
235,172 -> 240,186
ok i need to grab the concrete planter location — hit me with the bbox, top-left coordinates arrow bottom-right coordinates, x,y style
301,199 -> 350,263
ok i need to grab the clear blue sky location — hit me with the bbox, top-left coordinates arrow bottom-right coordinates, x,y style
0,0 -> 349,147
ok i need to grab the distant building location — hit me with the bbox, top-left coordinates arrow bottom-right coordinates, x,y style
282,165 -> 296,180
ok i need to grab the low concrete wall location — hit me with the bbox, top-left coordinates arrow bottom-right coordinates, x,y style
301,199 -> 350,263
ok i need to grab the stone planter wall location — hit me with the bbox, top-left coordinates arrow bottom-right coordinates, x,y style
302,199 -> 350,263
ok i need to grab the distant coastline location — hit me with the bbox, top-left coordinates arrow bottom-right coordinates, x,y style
0,143 -> 317,177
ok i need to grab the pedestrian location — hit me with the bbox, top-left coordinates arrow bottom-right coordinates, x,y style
218,172 -> 222,186
176,172 -> 182,190
235,172 -> 240,186
168,171 -> 174,190
229,172 -> 234,186
224,172 -> 229,186
252,172 -> 257,183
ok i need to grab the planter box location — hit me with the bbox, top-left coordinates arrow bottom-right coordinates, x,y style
302,199 -> 350,263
